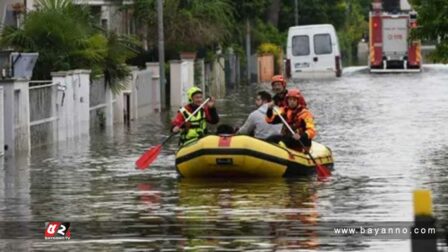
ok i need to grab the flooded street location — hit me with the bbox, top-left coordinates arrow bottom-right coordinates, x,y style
1,65 -> 448,251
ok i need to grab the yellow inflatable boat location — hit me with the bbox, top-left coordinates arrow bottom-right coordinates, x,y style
175,135 -> 334,178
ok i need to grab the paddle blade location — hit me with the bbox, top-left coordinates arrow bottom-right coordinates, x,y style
135,144 -> 162,170
316,164 -> 331,179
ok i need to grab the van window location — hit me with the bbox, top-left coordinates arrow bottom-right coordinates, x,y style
314,34 -> 332,55
292,35 -> 310,56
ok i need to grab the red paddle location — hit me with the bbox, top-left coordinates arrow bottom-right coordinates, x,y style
135,98 -> 210,170
273,107 -> 331,179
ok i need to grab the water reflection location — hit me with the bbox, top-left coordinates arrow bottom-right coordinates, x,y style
169,178 -> 319,250
0,154 -> 33,251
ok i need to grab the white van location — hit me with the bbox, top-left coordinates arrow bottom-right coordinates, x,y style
286,24 -> 342,79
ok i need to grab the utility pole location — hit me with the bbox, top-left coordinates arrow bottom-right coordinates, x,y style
294,0 -> 299,25
246,19 -> 251,84
157,0 -> 166,110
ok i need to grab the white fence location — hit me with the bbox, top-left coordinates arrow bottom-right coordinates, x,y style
0,57 -> 236,155
29,80 -> 57,147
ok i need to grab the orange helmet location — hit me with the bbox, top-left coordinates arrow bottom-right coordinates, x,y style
286,88 -> 302,99
271,75 -> 286,87
286,88 -> 307,107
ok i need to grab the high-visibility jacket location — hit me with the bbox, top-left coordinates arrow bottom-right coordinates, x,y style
171,104 -> 219,145
265,106 -> 316,140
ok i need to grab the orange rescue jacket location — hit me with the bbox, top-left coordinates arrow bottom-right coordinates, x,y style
266,106 -> 316,139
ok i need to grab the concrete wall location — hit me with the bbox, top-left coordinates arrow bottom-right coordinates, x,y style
225,51 -> 240,89
207,57 -> 226,99
113,78 -> 126,124
134,70 -> 154,118
250,54 -> 259,84
114,65 -> 161,122
0,87 -> 3,157
52,70 -> 91,142
13,80 -> 30,153
170,60 -> 194,109
77,70 -> 92,134
0,80 -> 15,157
145,63 -> 161,113
0,79 -> 30,157
89,76 -> 114,130
195,59 -> 206,93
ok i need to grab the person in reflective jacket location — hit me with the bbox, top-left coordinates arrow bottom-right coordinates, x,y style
171,86 -> 219,146
265,88 -> 316,151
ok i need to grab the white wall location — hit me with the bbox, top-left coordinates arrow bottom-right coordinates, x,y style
0,87 -> 3,157
195,59 -> 206,93
170,60 -> 194,110
209,57 -> 226,99
400,0 -> 411,11
14,80 -> 30,153
135,70 -> 153,118
52,70 -> 91,143
115,66 -> 161,122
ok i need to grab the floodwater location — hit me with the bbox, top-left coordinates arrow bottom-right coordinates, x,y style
1,65 -> 448,251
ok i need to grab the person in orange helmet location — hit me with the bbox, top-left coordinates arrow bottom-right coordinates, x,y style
271,75 -> 288,107
265,88 -> 316,151
271,75 -> 307,108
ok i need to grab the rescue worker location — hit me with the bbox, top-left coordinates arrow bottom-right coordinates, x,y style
171,86 -> 219,146
271,74 -> 307,108
265,88 -> 316,151
271,75 -> 288,107
237,91 -> 282,140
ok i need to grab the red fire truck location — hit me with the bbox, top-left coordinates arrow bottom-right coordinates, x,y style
369,0 -> 421,72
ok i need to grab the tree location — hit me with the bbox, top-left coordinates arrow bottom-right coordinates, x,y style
131,0 -> 156,51
338,0 -> 368,65
137,0 -> 235,53
410,0 -> 448,62
266,0 -> 281,27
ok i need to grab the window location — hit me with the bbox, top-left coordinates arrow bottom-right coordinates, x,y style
314,34 -> 332,55
292,35 -> 310,56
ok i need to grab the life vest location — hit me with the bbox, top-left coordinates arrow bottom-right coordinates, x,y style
179,106 -> 207,145
283,107 -> 316,139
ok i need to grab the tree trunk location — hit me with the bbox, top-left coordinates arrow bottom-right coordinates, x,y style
142,22 -> 148,51
266,0 -> 281,27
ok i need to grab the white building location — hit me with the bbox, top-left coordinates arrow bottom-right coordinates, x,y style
1,0 -> 136,35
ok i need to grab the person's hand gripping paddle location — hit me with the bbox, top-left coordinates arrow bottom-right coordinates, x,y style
273,107 -> 331,179
135,98 -> 210,170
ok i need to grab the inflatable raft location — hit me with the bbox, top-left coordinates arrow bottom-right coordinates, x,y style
175,135 -> 333,178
